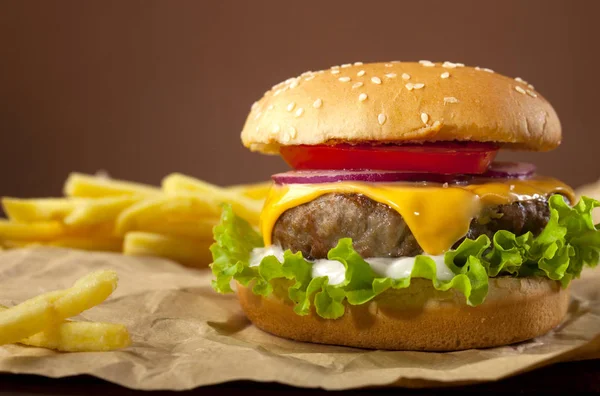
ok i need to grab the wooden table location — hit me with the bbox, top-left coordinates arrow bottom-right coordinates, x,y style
1,359 -> 599,395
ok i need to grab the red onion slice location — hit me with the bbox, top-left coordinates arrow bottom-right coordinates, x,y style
481,162 -> 536,179
272,170 -> 473,184
272,162 -> 536,185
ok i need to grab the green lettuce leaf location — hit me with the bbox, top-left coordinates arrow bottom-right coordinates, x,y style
210,195 -> 600,320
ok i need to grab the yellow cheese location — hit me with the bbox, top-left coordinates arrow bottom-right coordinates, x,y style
260,177 -> 574,255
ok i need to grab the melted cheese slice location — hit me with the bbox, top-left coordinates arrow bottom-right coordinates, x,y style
260,178 -> 574,255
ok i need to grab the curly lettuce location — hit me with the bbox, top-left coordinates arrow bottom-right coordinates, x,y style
210,195 -> 600,319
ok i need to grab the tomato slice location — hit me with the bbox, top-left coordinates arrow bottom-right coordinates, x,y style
280,142 -> 499,174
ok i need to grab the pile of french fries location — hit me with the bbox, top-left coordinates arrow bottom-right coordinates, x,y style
0,270 -> 130,352
0,173 -> 270,268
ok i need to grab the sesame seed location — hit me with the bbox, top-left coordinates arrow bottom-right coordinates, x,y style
287,102 -> 296,112
352,82 -> 363,89
391,60 -> 401,63
295,108 -> 304,117
290,81 -> 299,88
338,76 -> 351,82
331,69 -> 340,75
251,101 -> 259,110
289,126 -> 297,138
456,63 -> 465,67
515,77 -> 526,84
341,63 -> 352,68
401,73 -> 411,80
254,111 -> 262,120
267,104 -> 274,110
405,83 -> 414,90
440,71 -> 450,79
419,60 -> 435,67
421,113 -> 429,124
444,96 -> 459,104
304,75 -> 315,81
443,182 -> 449,188
272,124 -> 281,134
285,78 -> 295,84
515,86 -> 526,94
528,83 -> 535,90
378,113 -> 387,125
354,61 -> 363,66
358,93 -> 368,102
301,71 -> 312,77
281,131 -> 291,143
432,120 -> 441,128
442,61 -> 457,69
482,68 -> 494,73
331,65 -> 340,69
371,76 -> 382,84
526,90 -> 537,98
313,98 -> 323,108
357,70 -> 366,77
273,89 -> 282,96
413,83 -> 425,89
475,66 -> 481,70
385,63 -> 393,67
385,73 -> 397,78
317,70 -> 325,74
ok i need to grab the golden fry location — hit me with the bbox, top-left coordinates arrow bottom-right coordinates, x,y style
22,321 -> 130,352
0,299 -> 54,345
47,236 -> 123,252
0,220 -> 65,241
2,197 -> 83,223
161,173 -> 262,225
64,173 -> 161,198
130,218 -> 216,240
115,195 -> 221,236
0,305 -> 130,352
53,270 -> 118,320
124,231 -> 212,268
227,181 -> 273,200
63,196 -> 142,227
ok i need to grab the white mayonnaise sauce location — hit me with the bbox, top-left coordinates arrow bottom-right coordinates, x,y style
249,246 -> 454,286
249,245 -> 285,267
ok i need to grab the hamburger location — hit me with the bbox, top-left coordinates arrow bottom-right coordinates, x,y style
210,61 -> 600,351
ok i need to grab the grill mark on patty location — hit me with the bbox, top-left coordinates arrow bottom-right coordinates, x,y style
272,193 -> 551,260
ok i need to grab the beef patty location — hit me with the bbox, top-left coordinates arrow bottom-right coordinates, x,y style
272,193 -> 551,259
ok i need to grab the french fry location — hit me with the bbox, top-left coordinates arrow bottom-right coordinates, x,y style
0,306 -> 131,352
64,173 -> 161,198
63,195 -> 142,227
0,271 -> 117,335
161,173 -> 262,225
2,197 -> 83,223
227,181 -> 273,200
0,289 -> 65,345
124,232 -> 213,268
115,195 -> 221,236
0,299 -> 54,345
129,218 -> 216,240
0,220 -> 65,241
0,271 -> 129,351
52,270 -> 118,320
20,321 -> 131,352
47,236 -> 123,252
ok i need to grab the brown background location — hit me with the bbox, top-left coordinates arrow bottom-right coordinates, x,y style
1,0 -> 599,198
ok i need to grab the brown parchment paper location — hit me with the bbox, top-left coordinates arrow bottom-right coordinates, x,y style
0,247 -> 599,390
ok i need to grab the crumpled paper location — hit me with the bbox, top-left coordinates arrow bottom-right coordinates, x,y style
0,247 -> 599,390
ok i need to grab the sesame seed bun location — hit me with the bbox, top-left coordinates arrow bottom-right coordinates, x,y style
236,277 -> 569,351
241,61 -> 561,154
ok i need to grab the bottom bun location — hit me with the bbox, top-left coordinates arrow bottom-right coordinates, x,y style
236,277 -> 570,351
